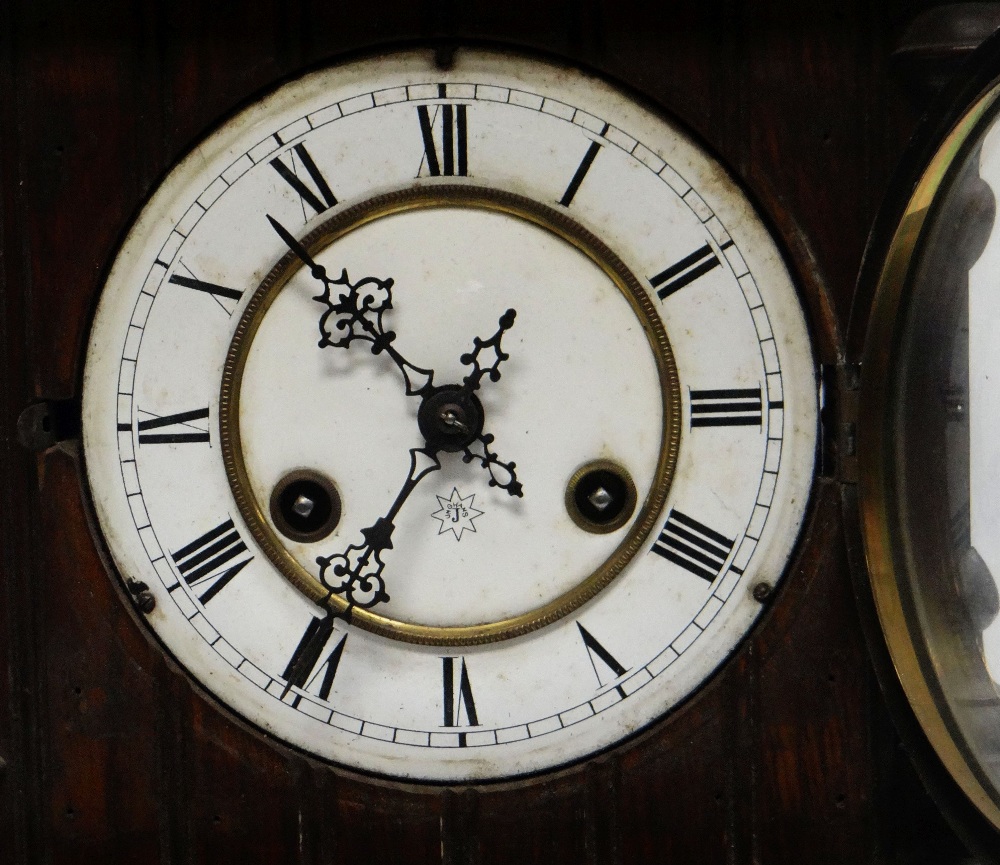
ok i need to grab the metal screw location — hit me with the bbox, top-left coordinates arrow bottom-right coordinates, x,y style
439,405 -> 470,434
752,582 -> 773,603
588,487 -> 613,511
127,577 -> 156,614
292,494 -> 316,518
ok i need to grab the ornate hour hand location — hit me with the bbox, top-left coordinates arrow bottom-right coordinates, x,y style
316,447 -> 442,607
460,308 -> 517,395
462,432 -> 523,497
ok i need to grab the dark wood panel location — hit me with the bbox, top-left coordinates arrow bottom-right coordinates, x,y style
35,453 -> 162,864
0,0 -> 33,855
0,1 -> 982,862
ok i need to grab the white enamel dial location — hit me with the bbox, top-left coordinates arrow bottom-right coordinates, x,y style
82,49 -> 817,781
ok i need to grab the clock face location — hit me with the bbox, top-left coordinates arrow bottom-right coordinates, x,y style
82,49 -> 817,781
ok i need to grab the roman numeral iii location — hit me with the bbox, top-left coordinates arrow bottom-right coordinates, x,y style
651,509 -> 737,582
417,104 -> 468,177
689,387 -> 763,428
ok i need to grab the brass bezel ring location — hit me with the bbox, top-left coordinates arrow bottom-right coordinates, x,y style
220,184 -> 681,646
857,81 -> 1000,831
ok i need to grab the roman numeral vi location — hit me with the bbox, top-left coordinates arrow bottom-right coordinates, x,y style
442,656 -> 479,743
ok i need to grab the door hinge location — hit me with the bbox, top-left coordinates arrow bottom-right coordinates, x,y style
820,362 -> 860,484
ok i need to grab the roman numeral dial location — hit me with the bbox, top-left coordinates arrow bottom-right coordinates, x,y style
652,509 -> 737,583
417,99 -> 468,177
82,52 -> 818,781
169,519 -> 252,604
270,142 -> 338,216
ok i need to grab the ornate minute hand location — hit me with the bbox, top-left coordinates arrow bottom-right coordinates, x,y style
316,446 -> 442,607
282,446 -> 439,699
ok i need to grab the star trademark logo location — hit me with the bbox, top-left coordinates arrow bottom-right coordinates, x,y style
431,488 -> 484,541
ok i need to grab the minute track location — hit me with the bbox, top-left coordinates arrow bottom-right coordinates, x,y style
82,50 -> 816,781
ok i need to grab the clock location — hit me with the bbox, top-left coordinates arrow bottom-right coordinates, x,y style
81,48 -> 817,781
7,2 -> 977,861
855,29 -> 1000,849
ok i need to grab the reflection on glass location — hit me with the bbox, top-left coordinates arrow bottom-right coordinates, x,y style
894,96 -> 1000,801
969,117 -> 1000,684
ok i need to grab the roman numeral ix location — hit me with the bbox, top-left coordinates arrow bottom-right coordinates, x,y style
127,406 -> 210,444
170,518 -> 252,604
651,509 -> 737,583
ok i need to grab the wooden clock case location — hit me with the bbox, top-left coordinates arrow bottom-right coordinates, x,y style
0,0 -> 995,862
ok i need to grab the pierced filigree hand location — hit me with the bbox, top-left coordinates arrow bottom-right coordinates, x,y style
269,214 -> 435,396
459,308 -> 516,395
268,215 -> 525,631
461,433 -> 523,498
316,446 -> 441,608
269,214 -> 524,498
281,446 -> 441,698
454,308 -> 522,496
